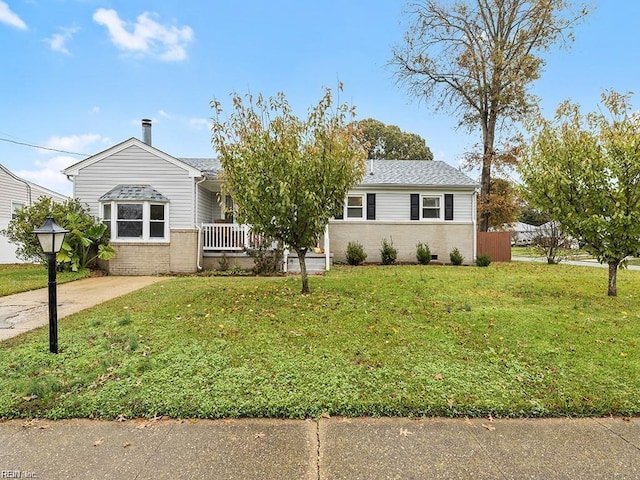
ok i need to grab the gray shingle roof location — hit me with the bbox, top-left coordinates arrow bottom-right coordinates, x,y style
361,160 -> 478,187
177,158 -> 478,188
179,158 -> 221,176
99,185 -> 169,202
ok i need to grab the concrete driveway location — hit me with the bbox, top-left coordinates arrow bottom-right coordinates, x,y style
0,276 -> 167,341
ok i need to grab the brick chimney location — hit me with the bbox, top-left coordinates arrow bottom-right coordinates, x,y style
142,119 -> 152,145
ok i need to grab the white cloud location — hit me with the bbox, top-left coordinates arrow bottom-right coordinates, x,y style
189,117 -> 210,130
91,106 -> 100,114
93,8 -> 193,61
0,1 -> 27,30
45,133 -> 103,154
15,134 -> 108,195
16,156 -> 75,196
46,26 -> 79,55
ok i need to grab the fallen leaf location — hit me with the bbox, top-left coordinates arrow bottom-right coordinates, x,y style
447,398 -> 455,408
93,439 -> 103,447
320,413 -> 331,419
434,373 -> 443,380
399,428 -> 414,437
481,424 -> 496,431
117,414 -> 127,422
254,432 -> 266,439
123,442 -> 132,448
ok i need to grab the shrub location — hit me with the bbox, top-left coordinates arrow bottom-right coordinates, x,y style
2,196 -> 114,271
380,237 -> 398,265
345,241 -> 367,266
450,247 -> 464,266
416,242 -> 431,265
246,240 -> 283,275
476,253 -> 492,267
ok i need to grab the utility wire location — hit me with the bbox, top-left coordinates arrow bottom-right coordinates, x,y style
0,137 -> 89,156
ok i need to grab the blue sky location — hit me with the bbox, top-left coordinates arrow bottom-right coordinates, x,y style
0,1 -> 637,196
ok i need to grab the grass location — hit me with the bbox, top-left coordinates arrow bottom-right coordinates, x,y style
1,263 -> 640,420
0,264 -> 90,297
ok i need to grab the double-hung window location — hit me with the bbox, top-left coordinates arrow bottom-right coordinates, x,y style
422,196 -> 441,219
346,195 -> 364,219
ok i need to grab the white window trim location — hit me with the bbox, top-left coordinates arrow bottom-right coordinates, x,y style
11,201 -> 26,220
421,194 -> 443,221
102,201 -> 169,242
345,194 -> 365,220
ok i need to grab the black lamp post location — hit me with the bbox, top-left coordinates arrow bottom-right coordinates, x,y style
33,216 -> 68,354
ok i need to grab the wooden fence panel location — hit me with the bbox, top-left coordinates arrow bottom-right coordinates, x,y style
477,231 -> 512,262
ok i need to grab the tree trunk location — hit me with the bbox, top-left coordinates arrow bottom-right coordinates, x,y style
297,248 -> 310,294
478,119 -> 496,233
608,261 -> 618,297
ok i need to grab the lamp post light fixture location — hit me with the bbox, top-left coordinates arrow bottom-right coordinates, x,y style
33,216 -> 68,354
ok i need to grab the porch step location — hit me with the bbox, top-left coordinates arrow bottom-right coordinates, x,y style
286,253 -> 332,274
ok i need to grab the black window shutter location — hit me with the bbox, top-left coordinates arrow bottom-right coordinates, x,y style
410,194 -> 419,220
367,193 -> 376,220
444,194 -> 454,221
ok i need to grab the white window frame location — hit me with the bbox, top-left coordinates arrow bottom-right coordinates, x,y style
421,195 -> 443,220
345,194 -> 364,219
101,201 -> 169,241
11,201 -> 25,219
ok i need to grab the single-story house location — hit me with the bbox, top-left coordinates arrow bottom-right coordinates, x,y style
0,164 -> 69,263
62,120 -> 479,275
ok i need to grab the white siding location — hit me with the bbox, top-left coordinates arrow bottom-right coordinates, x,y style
197,186 -> 216,224
0,168 -> 30,263
346,187 -> 475,223
0,166 -> 69,263
73,145 -> 196,228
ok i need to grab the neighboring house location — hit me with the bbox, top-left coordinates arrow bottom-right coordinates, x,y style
506,222 -> 539,246
0,164 -> 69,263
62,120 -> 479,275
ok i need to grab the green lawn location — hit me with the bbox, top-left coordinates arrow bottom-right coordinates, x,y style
0,264 -> 90,297
1,263 -> 640,420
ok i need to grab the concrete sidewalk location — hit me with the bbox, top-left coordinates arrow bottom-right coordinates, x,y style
1,416 -> 639,479
0,276 -> 166,341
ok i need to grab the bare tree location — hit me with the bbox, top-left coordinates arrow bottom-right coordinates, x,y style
391,0 -> 588,231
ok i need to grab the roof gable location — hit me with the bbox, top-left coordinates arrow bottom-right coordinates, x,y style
63,138 -> 203,177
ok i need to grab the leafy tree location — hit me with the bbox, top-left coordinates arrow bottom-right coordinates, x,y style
520,91 -> 640,296
519,204 -> 550,226
391,0 -> 588,232
2,197 -> 115,271
358,118 -> 433,160
478,177 -> 520,229
211,87 -> 367,293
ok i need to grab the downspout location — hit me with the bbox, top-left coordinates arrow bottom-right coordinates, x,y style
195,177 -> 207,271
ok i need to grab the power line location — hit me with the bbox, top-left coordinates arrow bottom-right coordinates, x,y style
0,137 -> 89,156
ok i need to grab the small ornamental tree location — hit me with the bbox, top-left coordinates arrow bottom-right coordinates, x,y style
521,91 -> 640,296
211,86 -> 367,293
2,196 -> 115,271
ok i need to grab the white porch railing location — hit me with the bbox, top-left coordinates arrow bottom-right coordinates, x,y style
202,223 -> 272,251
201,222 -> 331,271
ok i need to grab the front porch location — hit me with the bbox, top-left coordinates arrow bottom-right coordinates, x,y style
200,223 -> 331,273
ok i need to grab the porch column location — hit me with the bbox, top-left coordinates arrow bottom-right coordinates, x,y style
324,224 -> 330,271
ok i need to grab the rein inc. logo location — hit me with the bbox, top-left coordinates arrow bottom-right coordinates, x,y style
1,472 -> 38,478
